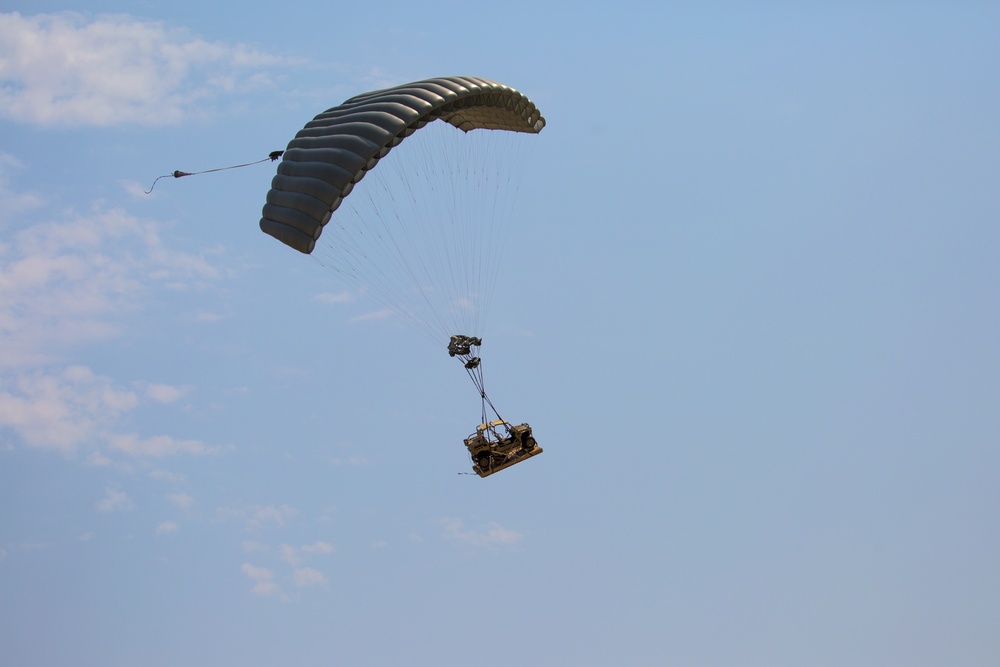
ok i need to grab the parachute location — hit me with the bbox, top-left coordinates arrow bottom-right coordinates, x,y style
260,76 -> 544,253
260,76 -> 545,477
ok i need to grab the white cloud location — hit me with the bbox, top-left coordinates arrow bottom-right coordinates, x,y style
292,567 -> 327,588
0,161 -> 227,461
156,521 -> 179,535
314,291 -> 352,305
242,540 -> 269,553
108,433 -> 212,457
279,540 -> 334,566
440,518 -> 524,547
0,11 -> 295,127
96,485 -> 133,512
241,562 -> 282,597
0,366 -> 219,455
86,451 -> 113,466
149,469 -> 186,483
248,504 -> 297,530
241,562 -> 272,582
252,581 -> 281,598
219,504 -> 298,531
0,202 -> 218,369
278,544 -> 300,566
0,154 -> 42,213
167,492 -> 195,510
145,383 -> 189,404
300,540 -> 334,555
0,366 -> 137,453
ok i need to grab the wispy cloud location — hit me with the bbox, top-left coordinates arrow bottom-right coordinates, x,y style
0,153 -> 42,213
292,567 -> 327,588
0,366 -> 219,457
145,383 -> 189,404
241,563 -> 282,598
279,540 -> 335,566
0,11 -> 298,127
96,485 -> 133,512
242,540 -> 269,554
167,492 -> 195,510
0,366 -> 137,453
218,504 -> 298,531
243,539 -> 333,596
440,518 -> 524,547
278,544 -> 301,566
0,156 -> 227,456
314,291 -> 353,305
301,541 -> 334,556
108,433 -> 213,457
0,201 -> 218,369
149,469 -> 186,484
156,521 -> 179,535
240,559 -> 328,597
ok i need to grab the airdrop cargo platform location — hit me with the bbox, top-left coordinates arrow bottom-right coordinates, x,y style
464,421 -> 542,478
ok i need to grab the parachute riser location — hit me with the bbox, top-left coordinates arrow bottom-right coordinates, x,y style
448,334 -> 503,425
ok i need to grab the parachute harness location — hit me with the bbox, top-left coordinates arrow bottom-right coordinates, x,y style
144,151 -> 284,194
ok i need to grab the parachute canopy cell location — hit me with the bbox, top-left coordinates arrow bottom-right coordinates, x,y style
260,76 -> 546,254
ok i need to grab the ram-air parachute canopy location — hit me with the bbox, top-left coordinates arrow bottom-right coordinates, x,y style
260,76 -> 545,254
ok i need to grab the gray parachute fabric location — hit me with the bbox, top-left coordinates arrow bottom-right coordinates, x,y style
260,76 -> 546,254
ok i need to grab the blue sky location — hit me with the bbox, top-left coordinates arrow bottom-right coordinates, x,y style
2,3 -> 999,666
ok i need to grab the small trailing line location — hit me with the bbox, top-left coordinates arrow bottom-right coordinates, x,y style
144,150 -> 283,194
